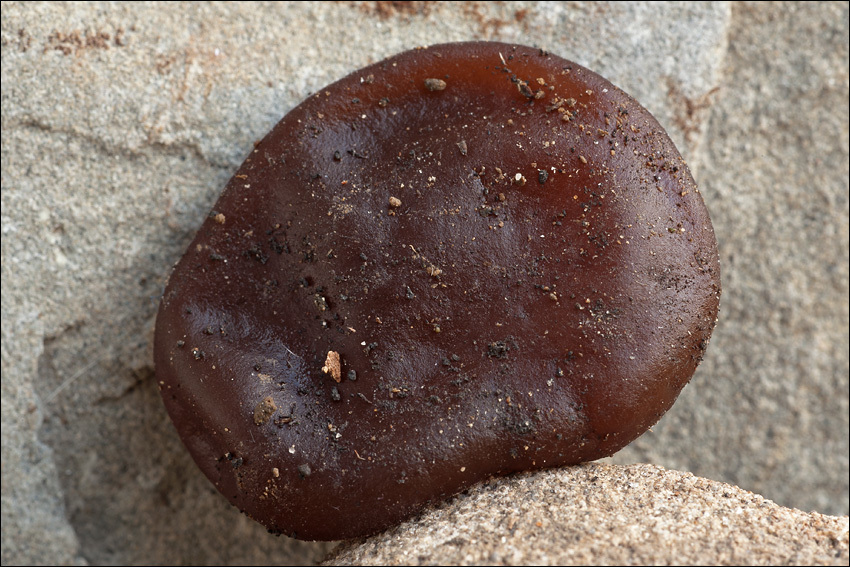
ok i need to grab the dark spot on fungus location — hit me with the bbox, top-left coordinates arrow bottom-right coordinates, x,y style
223,452 -> 243,469
154,41 -> 720,542
487,340 -> 510,359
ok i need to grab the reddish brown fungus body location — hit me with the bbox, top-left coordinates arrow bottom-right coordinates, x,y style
154,42 -> 720,541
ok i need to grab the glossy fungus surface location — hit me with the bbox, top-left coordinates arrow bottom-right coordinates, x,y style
154,42 -> 721,540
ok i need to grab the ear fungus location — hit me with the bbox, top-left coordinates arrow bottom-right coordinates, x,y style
154,41 -> 720,541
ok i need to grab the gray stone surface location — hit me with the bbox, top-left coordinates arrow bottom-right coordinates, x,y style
326,463 -> 850,566
1,1 -> 846,565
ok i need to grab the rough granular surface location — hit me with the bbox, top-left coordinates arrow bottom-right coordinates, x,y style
326,463 -> 850,566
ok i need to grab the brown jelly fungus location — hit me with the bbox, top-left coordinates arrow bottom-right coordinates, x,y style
154,42 -> 720,541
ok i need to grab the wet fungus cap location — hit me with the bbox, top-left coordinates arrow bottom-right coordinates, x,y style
154,42 -> 721,541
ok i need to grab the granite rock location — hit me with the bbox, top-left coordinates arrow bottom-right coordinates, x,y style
325,463 -> 850,566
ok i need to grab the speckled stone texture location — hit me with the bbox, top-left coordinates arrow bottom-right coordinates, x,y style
325,463 -> 850,566
1,1 -> 847,565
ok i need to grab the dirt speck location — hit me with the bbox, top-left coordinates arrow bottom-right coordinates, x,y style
322,351 -> 342,382
45,29 -> 115,56
253,396 -> 277,425
360,1 -> 432,20
425,78 -> 447,92
667,78 -> 719,144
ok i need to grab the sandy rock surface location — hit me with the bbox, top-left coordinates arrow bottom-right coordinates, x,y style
2,2 -> 847,565
326,463 -> 850,566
